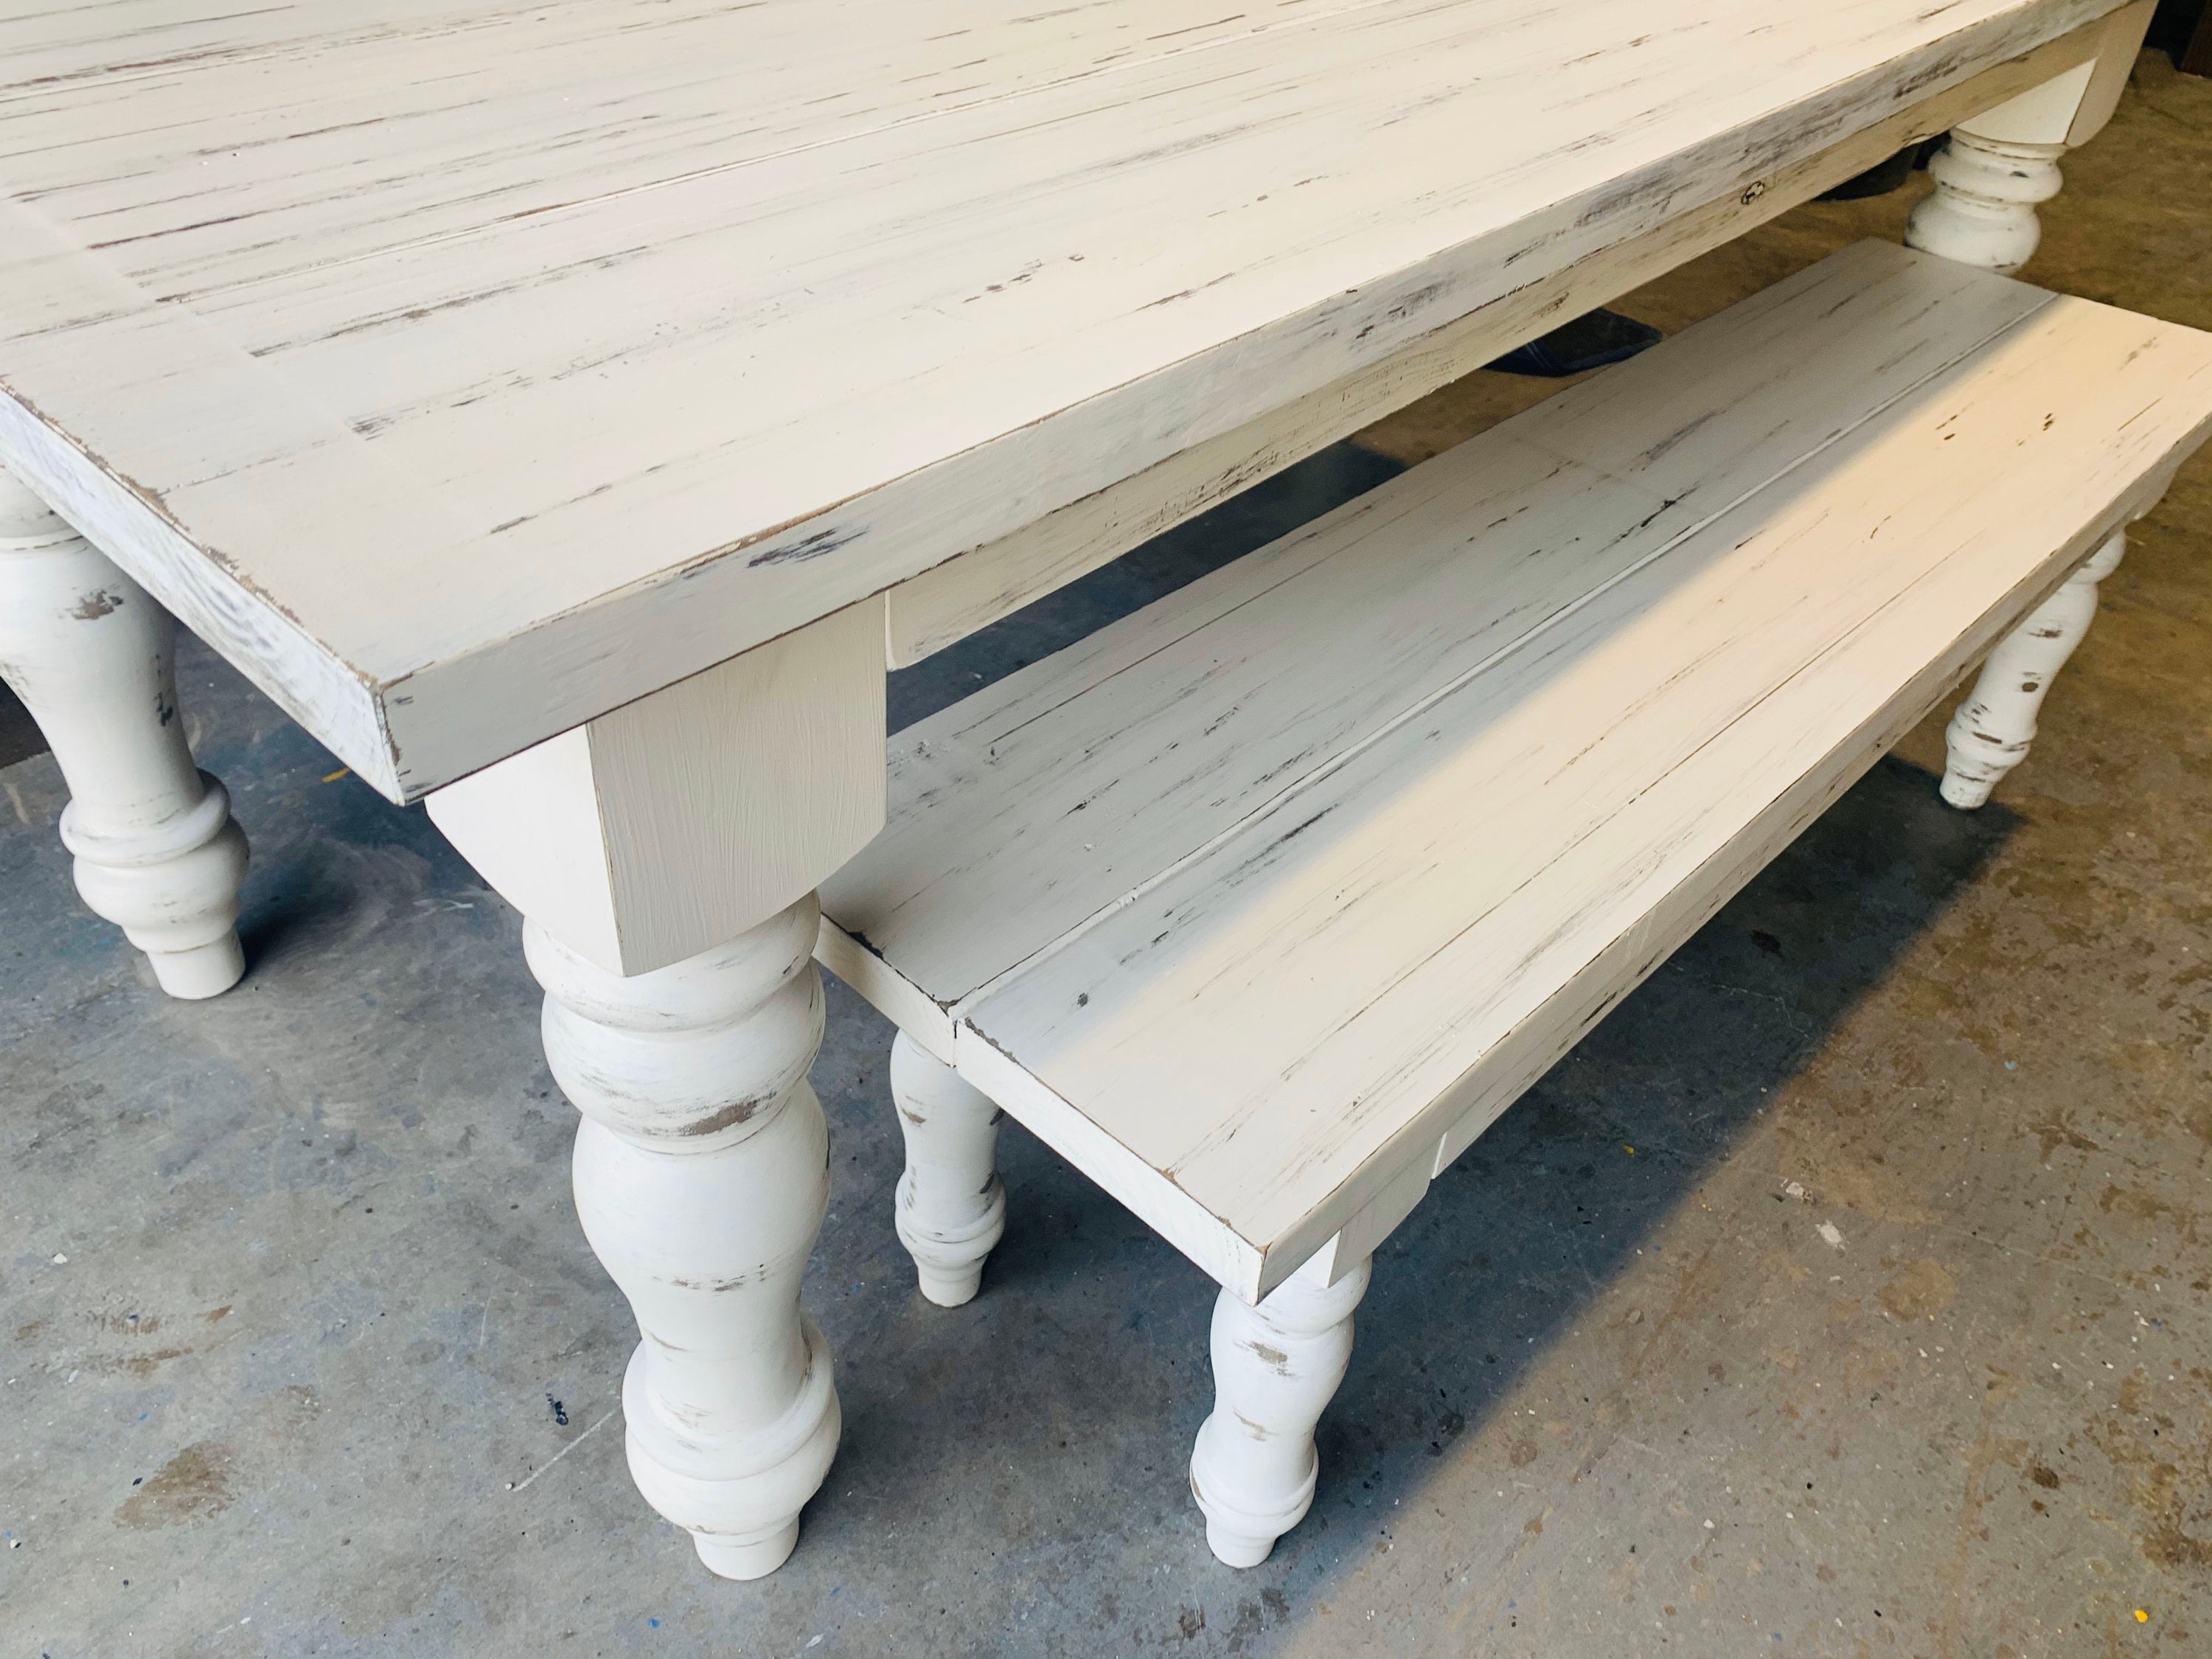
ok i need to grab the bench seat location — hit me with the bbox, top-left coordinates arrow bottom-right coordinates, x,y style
819,240 -> 2212,1307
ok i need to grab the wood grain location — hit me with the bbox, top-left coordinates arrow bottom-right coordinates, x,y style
881,15 -> 2129,667
819,243 -> 2212,1301
0,1 -> 2132,798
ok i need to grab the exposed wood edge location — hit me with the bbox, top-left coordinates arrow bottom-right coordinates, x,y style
0,386 -> 400,796
954,1016 -> 1270,1302
814,917 -> 961,1066
877,17 -> 2115,669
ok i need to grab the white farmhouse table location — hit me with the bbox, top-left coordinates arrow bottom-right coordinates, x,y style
0,0 -> 2157,1579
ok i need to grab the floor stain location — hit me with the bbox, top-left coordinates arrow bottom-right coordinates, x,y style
115,1442 -> 238,1529
1877,1258 -> 1959,1322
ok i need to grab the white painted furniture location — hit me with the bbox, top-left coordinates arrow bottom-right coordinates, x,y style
1905,41 -> 2139,273
818,240 -> 2212,1564
0,0 -> 2163,1580
0,471 -> 248,998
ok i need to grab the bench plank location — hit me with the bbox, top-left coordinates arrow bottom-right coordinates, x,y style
829,246 -> 2050,1018
821,243 -> 2212,1300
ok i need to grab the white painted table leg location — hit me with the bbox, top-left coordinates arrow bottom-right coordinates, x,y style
889,1031 -> 1006,1307
1189,1253 -> 1371,1568
0,465 -> 247,998
529,902 -> 840,1579
426,603 -> 889,1579
1905,6 -> 2151,275
1941,529 -> 2124,810
1904,129 -> 2064,274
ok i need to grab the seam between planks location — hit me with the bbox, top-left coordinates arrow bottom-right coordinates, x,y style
1214,442 -> 2195,1259
80,0 -> 1414,307
1164,480 -> 2138,1193
945,289 -> 2061,1029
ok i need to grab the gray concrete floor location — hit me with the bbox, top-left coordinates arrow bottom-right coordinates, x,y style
5,52 -> 2211,1659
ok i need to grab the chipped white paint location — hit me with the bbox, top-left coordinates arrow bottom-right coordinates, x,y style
880,17 -> 2124,668
1189,1253 -> 1370,1568
1907,1 -> 2152,273
888,1032 -> 1007,1308
820,243 -> 2212,1312
0,464 -> 246,997
1942,528 -> 2129,808
0,1 -> 2138,799
1907,128 -> 2070,274
421,595 -> 889,1577
0,0 -> 2172,1589
528,902 -> 841,1581
422,620 -> 885,1576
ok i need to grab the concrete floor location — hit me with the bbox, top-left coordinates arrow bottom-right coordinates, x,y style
4,52 -> 2211,1659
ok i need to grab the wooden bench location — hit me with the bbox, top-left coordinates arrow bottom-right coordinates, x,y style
817,240 -> 2212,1567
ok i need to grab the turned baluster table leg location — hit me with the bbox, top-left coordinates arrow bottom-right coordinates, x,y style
1905,4 -> 2150,274
531,905 -> 841,1577
888,1031 -> 1007,1307
0,465 -> 248,998
1905,128 -> 2065,274
427,602 -> 888,1579
1189,1253 -> 1371,1568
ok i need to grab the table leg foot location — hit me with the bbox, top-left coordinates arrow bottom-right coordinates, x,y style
0,466 -> 247,998
1941,528 -> 2124,810
693,1519 -> 803,1582
1189,1253 -> 1370,1568
890,1032 -> 1006,1307
139,931 -> 249,1000
530,898 -> 841,1579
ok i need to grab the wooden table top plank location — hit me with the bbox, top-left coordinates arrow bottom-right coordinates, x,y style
1,1 -> 1370,291
0,1 -> 2127,797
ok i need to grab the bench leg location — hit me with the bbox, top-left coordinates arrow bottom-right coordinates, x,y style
890,1032 -> 1006,1307
0,465 -> 248,998
1941,529 -> 2124,810
529,904 -> 841,1580
1189,1253 -> 1371,1568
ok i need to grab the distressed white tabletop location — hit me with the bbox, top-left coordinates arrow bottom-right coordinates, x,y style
0,0 -> 2126,798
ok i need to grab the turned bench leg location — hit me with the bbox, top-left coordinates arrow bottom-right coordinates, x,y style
1941,529 -> 2125,810
890,1032 -> 1006,1307
0,465 -> 248,998
1189,1253 -> 1371,1568
530,905 -> 841,1579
